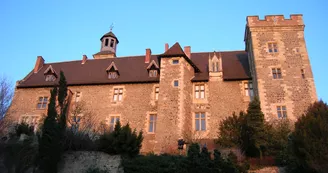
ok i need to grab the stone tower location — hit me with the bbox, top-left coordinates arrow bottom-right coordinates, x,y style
93,28 -> 119,59
154,43 -> 195,153
245,14 -> 317,121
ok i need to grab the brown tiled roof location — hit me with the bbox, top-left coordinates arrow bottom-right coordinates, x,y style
100,31 -> 119,43
160,42 -> 201,72
160,42 -> 186,57
17,51 -> 251,88
191,51 -> 251,81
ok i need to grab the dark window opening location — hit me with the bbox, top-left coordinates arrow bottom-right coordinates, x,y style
105,39 -> 109,46
172,59 -> 179,64
110,39 -> 114,48
272,68 -> 282,79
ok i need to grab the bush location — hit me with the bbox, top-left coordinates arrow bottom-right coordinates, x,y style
122,143 -> 249,173
287,101 -> 328,173
4,136 -> 38,173
97,121 -> 143,157
216,112 -> 246,148
63,129 -> 96,151
85,166 -> 109,173
14,122 -> 34,137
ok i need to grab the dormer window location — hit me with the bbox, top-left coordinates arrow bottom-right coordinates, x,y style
43,65 -> 57,82
110,39 -> 114,48
209,52 -> 222,73
108,72 -> 118,79
105,38 -> 109,46
106,62 -> 119,79
45,74 -> 56,82
149,70 -> 158,77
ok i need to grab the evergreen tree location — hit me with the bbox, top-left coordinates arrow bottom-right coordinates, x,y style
241,97 -> 266,158
288,100 -> 328,173
38,71 -> 69,173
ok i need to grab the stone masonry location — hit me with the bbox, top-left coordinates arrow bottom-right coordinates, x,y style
245,14 -> 317,121
6,14 -> 317,154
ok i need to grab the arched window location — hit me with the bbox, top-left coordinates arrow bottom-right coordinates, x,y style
110,39 -> 114,47
105,38 -> 109,46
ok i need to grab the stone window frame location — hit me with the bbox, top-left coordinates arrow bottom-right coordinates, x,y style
271,67 -> 282,79
112,86 -> 124,102
108,72 -> 118,79
19,114 -> 41,132
154,86 -> 159,100
37,96 -> 48,109
276,105 -> 287,119
107,114 -> 121,132
45,74 -> 56,82
193,112 -> 207,131
172,58 -> 180,65
75,91 -> 82,102
149,70 -> 158,77
146,112 -> 157,134
267,42 -> 278,53
173,80 -> 179,87
243,81 -> 254,97
194,84 -> 205,99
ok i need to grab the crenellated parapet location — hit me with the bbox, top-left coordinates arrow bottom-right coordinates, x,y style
247,14 -> 304,27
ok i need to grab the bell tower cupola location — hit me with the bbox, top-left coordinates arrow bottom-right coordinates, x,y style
93,25 -> 119,59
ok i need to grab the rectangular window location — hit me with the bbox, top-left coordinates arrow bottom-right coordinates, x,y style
45,74 -> 56,82
75,91 -> 82,102
149,70 -> 158,77
172,59 -> 179,64
277,106 -> 287,118
109,116 -> 120,131
37,97 -> 48,109
244,82 -> 254,97
113,88 -> 123,101
268,43 -> 278,53
272,68 -> 282,79
108,72 -> 118,79
148,114 -> 157,133
195,112 -> 206,131
195,84 -> 205,99
155,87 -> 159,100
174,80 -> 179,87
20,115 -> 40,131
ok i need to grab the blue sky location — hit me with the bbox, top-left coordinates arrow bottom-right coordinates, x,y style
0,0 -> 327,101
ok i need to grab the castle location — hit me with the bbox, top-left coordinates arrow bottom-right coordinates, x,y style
6,14 -> 317,153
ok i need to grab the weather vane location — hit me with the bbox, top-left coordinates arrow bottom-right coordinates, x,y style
110,23 -> 114,31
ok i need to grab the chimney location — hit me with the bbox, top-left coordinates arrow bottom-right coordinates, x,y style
145,48 -> 151,63
34,56 -> 44,73
184,46 -> 191,58
82,55 -> 88,64
165,43 -> 169,52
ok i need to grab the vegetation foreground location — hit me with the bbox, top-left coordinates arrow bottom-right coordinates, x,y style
0,72 -> 328,173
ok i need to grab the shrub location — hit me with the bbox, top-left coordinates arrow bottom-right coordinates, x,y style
97,121 -> 143,157
85,166 -> 109,173
14,122 -> 34,137
63,129 -> 96,151
216,112 -> 246,148
287,101 -> 328,173
4,136 -> 38,173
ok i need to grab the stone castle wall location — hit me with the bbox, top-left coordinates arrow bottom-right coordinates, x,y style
246,14 -> 317,121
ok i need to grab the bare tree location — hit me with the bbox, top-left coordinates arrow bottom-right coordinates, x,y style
68,101 -> 100,138
0,75 -> 13,119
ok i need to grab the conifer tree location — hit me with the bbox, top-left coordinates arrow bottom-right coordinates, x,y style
241,97 -> 266,158
38,71 -> 69,173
